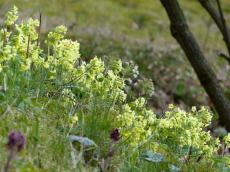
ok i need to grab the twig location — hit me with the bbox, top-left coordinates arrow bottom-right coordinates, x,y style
4,149 -> 15,172
218,52 -> 230,64
37,12 -> 42,47
187,146 -> 193,162
3,28 -> 7,46
222,143 -> 226,157
183,145 -> 193,163
198,0 -> 230,59
26,34 -> 30,59
196,154 -> 203,162
216,0 -> 230,57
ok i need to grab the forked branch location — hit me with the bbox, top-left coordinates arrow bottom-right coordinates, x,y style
160,0 -> 230,131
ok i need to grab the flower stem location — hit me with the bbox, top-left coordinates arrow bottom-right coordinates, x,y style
4,149 -> 15,172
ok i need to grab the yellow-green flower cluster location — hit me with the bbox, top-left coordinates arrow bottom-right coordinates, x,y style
5,6 -> 18,26
224,133 -> 230,148
109,58 -> 122,74
47,25 -> 67,45
156,105 -> 220,157
15,19 -> 40,70
56,39 -> 80,68
45,25 -> 80,79
118,97 -> 155,147
0,13 -> 43,71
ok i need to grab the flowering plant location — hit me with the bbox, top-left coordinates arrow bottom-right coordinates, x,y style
0,6 -> 229,171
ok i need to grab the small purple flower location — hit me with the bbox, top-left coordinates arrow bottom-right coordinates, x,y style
110,128 -> 120,142
7,131 -> 25,152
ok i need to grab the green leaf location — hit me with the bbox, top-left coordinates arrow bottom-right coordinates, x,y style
140,151 -> 164,163
69,135 -> 97,148
174,81 -> 185,97
168,164 -> 181,172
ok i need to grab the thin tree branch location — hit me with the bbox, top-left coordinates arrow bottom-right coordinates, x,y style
216,0 -> 230,56
218,52 -> 230,64
198,0 -> 230,59
26,34 -> 30,59
160,0 -> 230,131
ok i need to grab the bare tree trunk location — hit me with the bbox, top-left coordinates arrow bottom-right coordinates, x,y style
160,0 -> 230,131
198,0 -> 230,64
